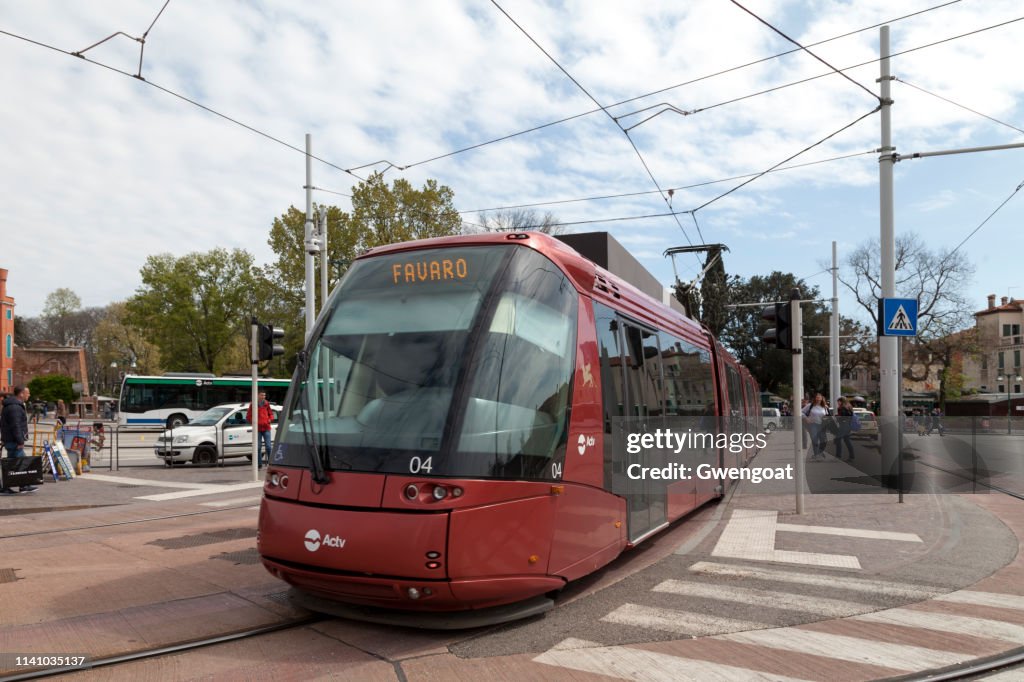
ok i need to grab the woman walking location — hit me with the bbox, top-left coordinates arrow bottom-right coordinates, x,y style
802,393 -> 829,461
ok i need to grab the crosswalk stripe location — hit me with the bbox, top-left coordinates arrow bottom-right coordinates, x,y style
534,642 -> 814,682
775,522 -> 922,542
854,608 -> 1024,643
602,603 -> 767,637
934,590 -> 1024,611
716,628 -> 968,671
653,580 -> 875,617
688,561 -> 941,600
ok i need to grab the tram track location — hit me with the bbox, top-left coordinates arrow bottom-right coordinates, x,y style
0,502 -> 261,540
0,615 -> 326,681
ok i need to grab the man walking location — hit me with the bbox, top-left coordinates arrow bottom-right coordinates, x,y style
246,391 -> 274,468
1,386 -> 38,494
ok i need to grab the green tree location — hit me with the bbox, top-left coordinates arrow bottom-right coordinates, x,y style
473,208 -> 564,234
266,173 -> 463,367
93,302 -> 163,390
28,374 -> 74,404
719,272 -> 830,395
126,249 -> 268,373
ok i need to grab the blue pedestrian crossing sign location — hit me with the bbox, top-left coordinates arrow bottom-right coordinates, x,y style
878,297 -> 918,336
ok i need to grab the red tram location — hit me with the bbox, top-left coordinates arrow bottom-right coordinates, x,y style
257,231 -> 761,625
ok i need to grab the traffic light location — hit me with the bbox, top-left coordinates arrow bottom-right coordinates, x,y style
258,323 -> 285,361
761,301 -> 793,350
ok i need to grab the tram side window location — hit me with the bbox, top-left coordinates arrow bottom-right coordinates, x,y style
725,364 -> 744,432
594,304 -> 625,434
659,334 -> 715,417
622,324 -> 665,418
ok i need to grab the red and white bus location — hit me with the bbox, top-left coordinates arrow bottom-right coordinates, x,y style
257,231 -> 761,625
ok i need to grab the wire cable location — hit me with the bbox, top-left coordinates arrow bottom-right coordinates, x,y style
693,107 -> 880,213
0,28 -> 368,182
729,0 -> 879,103
457,149 -> 875,214
895,78 -> 1024,135
400,0 -> 961,170
948,179 -> 1024,259
489,0 -> 702,259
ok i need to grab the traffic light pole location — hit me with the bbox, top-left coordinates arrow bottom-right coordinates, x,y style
250,319 -> 260,483
790,291 -> 804,515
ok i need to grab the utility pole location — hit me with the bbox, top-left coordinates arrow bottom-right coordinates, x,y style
830,241 -> 840,410
303,134 -> 318,343
878,26 -> 899,471
319,205 -> 329,312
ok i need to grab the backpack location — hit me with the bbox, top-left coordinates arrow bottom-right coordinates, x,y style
851,412 -> 862,431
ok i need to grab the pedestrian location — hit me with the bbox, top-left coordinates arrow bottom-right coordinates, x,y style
55,399 -> 68,427
246,391 -> 274,468
1,386 -> 38,494
802,393 -> 830,460
834,397 -> 855,461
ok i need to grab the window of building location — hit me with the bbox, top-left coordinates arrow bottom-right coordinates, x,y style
982,355 -> 988,370
998,384 -> 1005,393
1004,324 -> 1012,337
5,334 -> 10,358
6,369 -> 11,386
1016,350 -> 1021,370
4,308 -> 10,320
999,352 -> 1005,369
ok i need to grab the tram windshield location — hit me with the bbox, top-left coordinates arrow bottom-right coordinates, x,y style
276,244 -> 578,480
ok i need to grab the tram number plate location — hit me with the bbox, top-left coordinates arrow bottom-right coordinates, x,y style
409,456 -> 433,474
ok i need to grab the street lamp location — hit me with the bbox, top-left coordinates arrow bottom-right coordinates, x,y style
995,374 -> 1021,434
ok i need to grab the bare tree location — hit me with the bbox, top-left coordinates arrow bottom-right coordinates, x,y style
473,208 -> 564,234
840,232 -> 976,405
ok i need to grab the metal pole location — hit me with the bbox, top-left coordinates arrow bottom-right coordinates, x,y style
897,336 -> 903,503
319,206 -> 328,311
830,241 -> 840,410
251,319 -> 260,482
878,26 -> 899,477
304,134 -> 316,342
791,288 -> 804,515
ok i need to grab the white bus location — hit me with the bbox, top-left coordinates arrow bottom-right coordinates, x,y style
118,374 -> 291,428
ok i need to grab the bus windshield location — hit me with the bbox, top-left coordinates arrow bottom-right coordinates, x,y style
275,244 -> 578,480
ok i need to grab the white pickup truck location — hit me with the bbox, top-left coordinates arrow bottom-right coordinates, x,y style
154,402 -> 279,466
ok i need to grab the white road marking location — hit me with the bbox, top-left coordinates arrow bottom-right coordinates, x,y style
775,523 -> 922,542
601,603 -> 767,636
136,482 -> 265,501
855,608 -> 1024,643
74,473 -> 212,490
935,590 -> 1024,611
653,580 -> 875,617
199,496 -> 263,507
688,562 -> 941,600
717,629 -> 968,671
534,642 -> 814,682
711,509 -> 861,569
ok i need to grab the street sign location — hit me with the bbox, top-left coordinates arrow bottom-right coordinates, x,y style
878,298 -> 918,337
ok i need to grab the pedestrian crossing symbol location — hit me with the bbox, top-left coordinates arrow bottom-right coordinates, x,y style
878,297 -> 918,337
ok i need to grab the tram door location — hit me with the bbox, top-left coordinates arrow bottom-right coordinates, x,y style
621,322 -> 667,542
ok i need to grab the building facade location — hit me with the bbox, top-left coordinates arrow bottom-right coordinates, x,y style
13,342 -> 91,396
964,294 -> 1023,395
0,269 -> 14,394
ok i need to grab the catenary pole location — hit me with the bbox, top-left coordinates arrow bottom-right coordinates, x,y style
830,241 -> 840,410
250,320 -> 259,482
791,288 -> 804,515
878,27 -> 899,474
304,134 -> 316,342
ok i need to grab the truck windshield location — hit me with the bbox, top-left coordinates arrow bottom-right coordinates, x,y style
275,243 -> 577,480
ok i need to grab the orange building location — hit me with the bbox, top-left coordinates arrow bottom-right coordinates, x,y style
0,268 -> 14,394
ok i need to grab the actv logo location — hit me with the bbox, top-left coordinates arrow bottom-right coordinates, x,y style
304,529 -> 346,552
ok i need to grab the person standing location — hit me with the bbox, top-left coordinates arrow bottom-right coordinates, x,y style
55,399 -> 68,427
834,397 -> 855,461
246,391 -> 274,468
802,393 -> 830,460
1,386 -> 38,494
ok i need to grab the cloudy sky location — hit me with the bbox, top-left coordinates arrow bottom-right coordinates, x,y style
2,0 -> 1022,327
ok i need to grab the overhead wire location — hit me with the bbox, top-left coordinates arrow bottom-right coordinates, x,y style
947,179 -> 1024,259
489,0 -> 704,265
729,0 -> 879,103
400,0 -> 962,170
895,78 -> 1024,135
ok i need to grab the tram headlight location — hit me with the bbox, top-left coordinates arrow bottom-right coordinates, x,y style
270,473 -> 280,486
407,587 -> 421,600
451,487 -> 463,498
404,484 -> 419,500
431,485 -> 447,501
